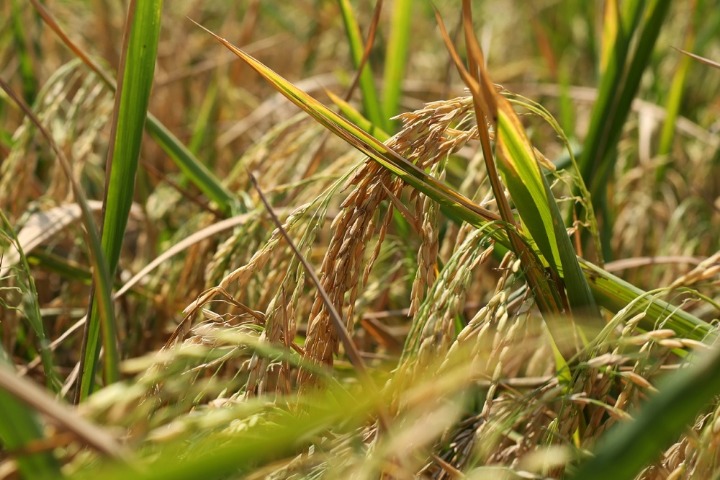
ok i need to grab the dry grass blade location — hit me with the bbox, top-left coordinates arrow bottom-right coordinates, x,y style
454,2 -> 512,234
605,256 -> 705,273
380,183 -> 422,233
27,0 -> 114,88
0,202 -> 104,276
115,212 -> 260,299
0,365 -> 127,459
674,47 -> 720,70
460,1 -> 497,118
0,202 -> 142,278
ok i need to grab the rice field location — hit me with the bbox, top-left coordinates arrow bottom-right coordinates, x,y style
1,1 -> 719,478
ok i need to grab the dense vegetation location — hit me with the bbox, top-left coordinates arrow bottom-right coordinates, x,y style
1,1 -> 719,478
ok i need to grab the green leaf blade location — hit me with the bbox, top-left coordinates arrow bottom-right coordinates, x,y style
336,0 -> 386,130
496,103 -> 600,318
382,0 -> 412,124
79,0 -> 164,401
0,351 -> 60,479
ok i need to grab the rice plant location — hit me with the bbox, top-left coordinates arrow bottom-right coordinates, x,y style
1,1 -> 719,478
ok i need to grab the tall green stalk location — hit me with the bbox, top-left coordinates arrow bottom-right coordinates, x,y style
77,0 -> 163,401
577,0 -> 672,260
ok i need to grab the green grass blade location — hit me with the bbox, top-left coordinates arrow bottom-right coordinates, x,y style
336,0 -> 385,130
598,1 -> 643,78
593,0 -> 670,190
382,0 -> 412,124
188,79 -> 218,156
496,104 -> 600,318
98,0 -> 161,271
579,259 -> 713,342
557,57 -> 576,139
656,3 -> 701,181
657,36 -> 696,162
144,114 -> 237,215
79,0 -> 163,401
506,93 -> 604,271
10,0 -> 39,104
578,0 -> 671,258
0,210 -> 61,392
570,345 -> 720,480
326,89 -> 390,141
0,348 -> 60,479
